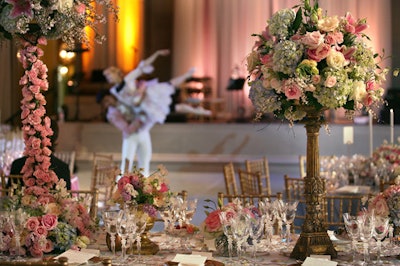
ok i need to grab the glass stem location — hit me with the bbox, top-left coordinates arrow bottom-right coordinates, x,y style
110,234 -> 116,257
376,240 -> 382,262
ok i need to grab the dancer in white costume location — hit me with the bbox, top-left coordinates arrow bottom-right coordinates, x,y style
103,49 -> 195,176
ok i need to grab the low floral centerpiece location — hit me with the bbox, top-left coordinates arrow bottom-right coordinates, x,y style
3,180 -> 96,257
368,184 -> 400,233
200,199 -> 258,257
372,140 -> 400,179
0,0 -> 117,259
246,0 -> 388,125
111,165 -> 171,218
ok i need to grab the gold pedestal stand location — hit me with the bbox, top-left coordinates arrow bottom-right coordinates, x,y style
290,108 -> 337,260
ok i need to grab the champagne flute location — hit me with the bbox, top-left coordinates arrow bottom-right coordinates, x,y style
373,215 -> 389,264
115,210 -> 135,264
131,214 -> 147,263
11,209 -> 27,259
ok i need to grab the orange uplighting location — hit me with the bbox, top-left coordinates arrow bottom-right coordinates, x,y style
116,0 -> 143,74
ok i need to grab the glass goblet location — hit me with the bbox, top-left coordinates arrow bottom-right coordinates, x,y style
343,213 -> 360,264
358,213 -> 374,265
102,210 -> 120,257
373,215 -> 389,264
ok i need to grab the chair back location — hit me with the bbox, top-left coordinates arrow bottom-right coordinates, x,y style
68,189 -> 99,221
54,150 -> 76,174
324,194 -> 364,230
1,174 -> 24,191
222,162 -> 238,195
91,165 -> 119,210
283,175 -> 306,232
284,175 -> 305,201
92,153 -> 115,173
238,169 -> 262,195
245,157 -> 271,195
380,179 -> 395,192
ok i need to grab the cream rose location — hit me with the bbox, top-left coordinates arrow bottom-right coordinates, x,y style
324,76 -> 337,88
317,16 -> 339,32
326,49 -> 346,69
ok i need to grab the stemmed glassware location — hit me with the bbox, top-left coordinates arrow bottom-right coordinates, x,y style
10,209 -> 28,259
248,213 -> 264,261
358,212 -> 375,265
218,211 -> 235,262
343,213 -> 360,264
276,200 -> 298,248
259,199 -> 276,250
131,214 -> 147,263
373,215 -> 389,265
102,210 -> 120,258
115,210 -> 135,264
230,211 -> 250,263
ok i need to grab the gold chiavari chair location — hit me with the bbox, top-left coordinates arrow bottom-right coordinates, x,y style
245,157 -> 272,196
90,164 -> 120,210
283,175 -> 306,232
238,169 -> 262,195
68,189 -> 99,221
1,174 -> 24,193
324,194 -> 364,230
222,162 -> 239,195
92,153 -> 115,173
0,257 -> 69,266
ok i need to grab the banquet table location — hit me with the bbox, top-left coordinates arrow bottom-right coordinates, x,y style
52,227 -> 400,266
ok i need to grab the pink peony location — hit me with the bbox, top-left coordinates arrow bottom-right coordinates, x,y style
203,209 -> 222,232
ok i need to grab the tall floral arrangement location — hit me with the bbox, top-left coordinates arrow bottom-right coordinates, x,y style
247,0 -> 388,125
0,0 -> 117,258
111,165 -> 171,218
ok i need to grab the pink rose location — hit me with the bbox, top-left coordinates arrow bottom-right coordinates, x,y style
34,225 -> 48,237
41,214 -> 58,230
307,43 -> 330,62
284,82 -> 302,100
301,31 -> 324,49
204,210 -> 222,232
117,176 -> 131,192
159,183 -> 169,193
26,217 -> 40,231
369,195 -> 389,217
325,31 -> 343,45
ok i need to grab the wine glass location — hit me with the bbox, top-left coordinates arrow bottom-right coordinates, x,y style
218,211 -> 235,262
358,213 -> 375,265
10,209 -> 28,259
230,211 -> 250,263
373,215 -> 389,264
102,210 -> 120,257
115,210 -> 135,264
131,214 -> 147,263
282,201 -> 298,247
343,213 -> 360,264
248,214 -> 264,262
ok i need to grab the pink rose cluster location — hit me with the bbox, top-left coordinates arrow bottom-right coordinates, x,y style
369,184 -> 400,221
200,201 -> 257,239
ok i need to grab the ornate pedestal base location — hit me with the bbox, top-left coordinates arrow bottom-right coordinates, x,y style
290,232 -> 337,260
130,233 -> 160,255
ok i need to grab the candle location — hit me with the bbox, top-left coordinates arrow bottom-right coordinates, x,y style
343,126 -> 354,145
369,111 -> 373,157
390,109 -> 394,144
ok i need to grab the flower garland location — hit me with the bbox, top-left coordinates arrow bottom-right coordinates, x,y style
0,0 -> 118,258
247,0 -> 388,125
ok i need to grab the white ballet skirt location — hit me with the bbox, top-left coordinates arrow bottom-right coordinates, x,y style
139,78 -> 175,128
110,78 -> 174,131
